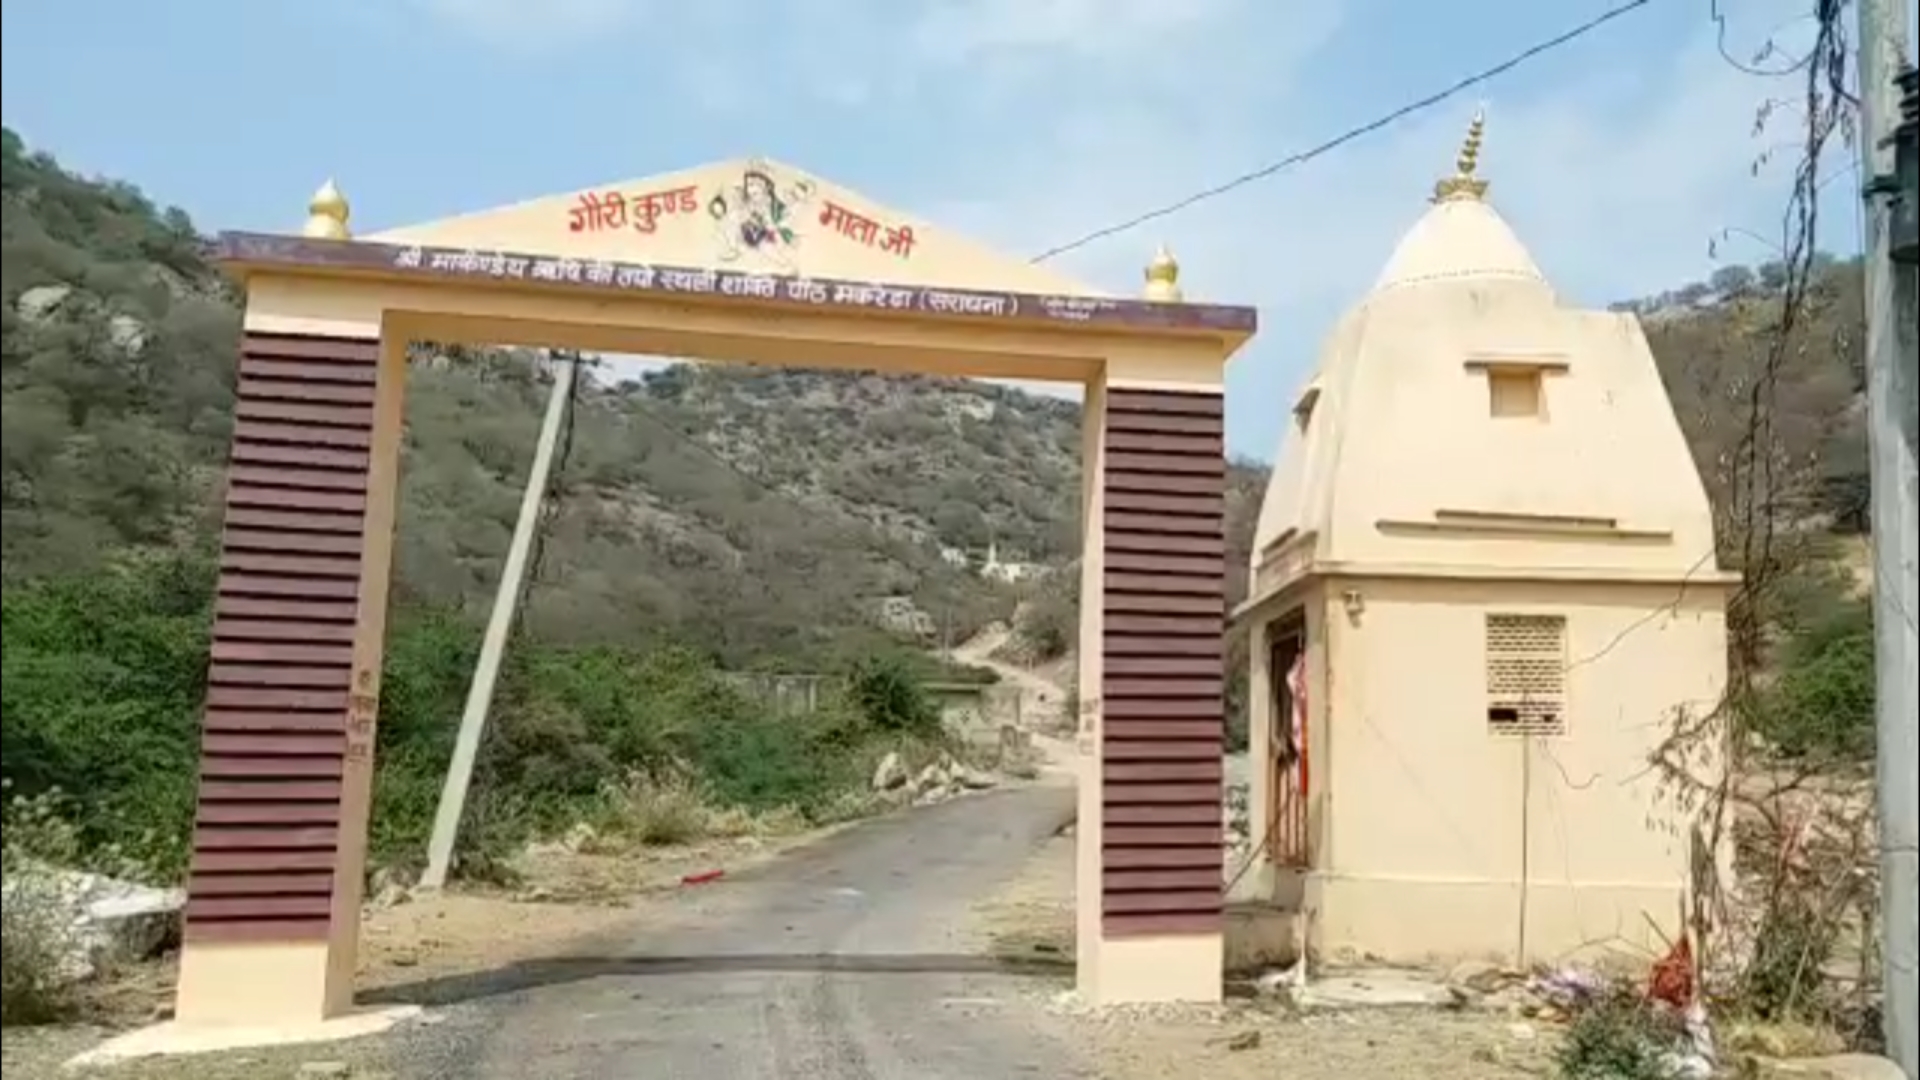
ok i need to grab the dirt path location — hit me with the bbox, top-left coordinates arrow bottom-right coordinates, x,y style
949,623 -> 1078,779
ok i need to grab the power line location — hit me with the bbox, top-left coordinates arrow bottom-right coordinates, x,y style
1027,0 -> 1660,264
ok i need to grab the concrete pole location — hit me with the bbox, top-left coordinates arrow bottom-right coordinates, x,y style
418,353 -> 579,890
1853,2 -> 1918,1073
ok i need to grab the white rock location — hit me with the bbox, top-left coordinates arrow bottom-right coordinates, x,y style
913,763 -> 946,792
871,751 -> 907,791
955,766 -> 997,790
18,284 -> 73,321
108,313 -> 148,354
0,864 -> 184,982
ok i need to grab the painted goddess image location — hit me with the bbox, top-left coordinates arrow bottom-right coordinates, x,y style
708,163 -> 816,271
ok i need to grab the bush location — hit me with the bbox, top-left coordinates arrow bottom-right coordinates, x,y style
2,790 -> 87,1026
0,541 -> 975,895
1012,578 -> 1077,662
1753,600 -> 1874,762
0,552 -> 212,877
842,652 -> 942,736
0,870 -> 79,1025
1742,893 -> 1842,1022
1,558 -> 956,888
1555,987 -> 1687,1080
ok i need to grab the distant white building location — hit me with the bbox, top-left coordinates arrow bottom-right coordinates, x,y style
980,541 -> 1039,584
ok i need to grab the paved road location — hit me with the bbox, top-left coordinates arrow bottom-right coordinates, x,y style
418,787 -> 1087,1079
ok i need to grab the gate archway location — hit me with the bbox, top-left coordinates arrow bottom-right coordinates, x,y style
177,159 -> 1255,1029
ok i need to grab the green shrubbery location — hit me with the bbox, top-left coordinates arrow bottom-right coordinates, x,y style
1753,598 -> 1875,764
1,553 -> 956,885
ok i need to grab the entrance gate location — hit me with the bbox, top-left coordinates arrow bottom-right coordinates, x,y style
172,159 -> 1256,1030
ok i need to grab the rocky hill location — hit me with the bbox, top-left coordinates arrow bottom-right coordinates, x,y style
0,128 -> 1091,668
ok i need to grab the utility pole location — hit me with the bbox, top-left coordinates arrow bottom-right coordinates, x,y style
419,351 -> 580,890
1854,1 -> 1919,1074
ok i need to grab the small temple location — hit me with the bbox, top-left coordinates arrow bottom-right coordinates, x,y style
1235,112 -> 1737,967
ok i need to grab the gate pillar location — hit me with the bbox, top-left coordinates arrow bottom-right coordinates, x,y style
172,329 -> 406,1028
1075,362 -> 1228,1005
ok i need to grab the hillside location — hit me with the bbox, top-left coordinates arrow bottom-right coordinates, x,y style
0,129 -> 1098,669
1627,257 -> 1869,537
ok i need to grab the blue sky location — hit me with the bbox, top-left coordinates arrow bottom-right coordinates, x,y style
1,0 -> 1872,459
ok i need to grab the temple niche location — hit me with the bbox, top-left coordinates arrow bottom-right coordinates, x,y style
1235,114 -> 1737,967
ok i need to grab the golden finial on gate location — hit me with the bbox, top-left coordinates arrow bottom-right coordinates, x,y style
1143,244 -> 1183,302
1431,109 -> 1490,204
303,179 -> 352,240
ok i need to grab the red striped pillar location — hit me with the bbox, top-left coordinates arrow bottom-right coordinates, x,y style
1098,388 -> 1228,937
175,330 -> 401,1025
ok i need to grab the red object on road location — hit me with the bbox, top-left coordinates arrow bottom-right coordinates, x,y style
681,869 -> 725,886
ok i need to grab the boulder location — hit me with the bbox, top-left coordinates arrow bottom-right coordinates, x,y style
871,751 -> 907,791
17,284 -> 72,321
0,864 -> 183,981
954,766 -> 997,790
108,313 -> 148,354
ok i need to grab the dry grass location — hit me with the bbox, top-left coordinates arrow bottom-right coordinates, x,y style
590,774 -> 811,850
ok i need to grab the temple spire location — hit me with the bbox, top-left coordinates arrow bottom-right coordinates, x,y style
1431,109 -> 1490,204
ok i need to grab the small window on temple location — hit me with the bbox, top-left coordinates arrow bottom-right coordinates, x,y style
1485,613 -> 1568,737
1486,367 -> 1546,419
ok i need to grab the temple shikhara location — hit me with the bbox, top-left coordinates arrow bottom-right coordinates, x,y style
1235,114 -> 1737,967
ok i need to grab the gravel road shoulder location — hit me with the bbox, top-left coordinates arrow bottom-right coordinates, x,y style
971,832 -> 1559,1080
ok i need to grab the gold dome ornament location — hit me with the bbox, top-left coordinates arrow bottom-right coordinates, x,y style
1143,244 -> 1183,302
303,179 -> 352,240
1431,109 -> 1490,204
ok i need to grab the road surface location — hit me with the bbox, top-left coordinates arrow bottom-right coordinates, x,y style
424,786 -> 1088,1079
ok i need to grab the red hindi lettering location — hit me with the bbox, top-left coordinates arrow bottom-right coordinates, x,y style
568,190 -> 628,233
630,186 -> 701,233
880,224 -> 916,258
819,201 -> 882,246
631,191 -> 663,234
845,214 -> 880,246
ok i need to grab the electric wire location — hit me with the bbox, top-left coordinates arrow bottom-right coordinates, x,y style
1028,0 -> 1660,264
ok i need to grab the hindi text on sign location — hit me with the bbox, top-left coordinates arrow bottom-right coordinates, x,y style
818,200 -> 916,259
568,186 -> 700,234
